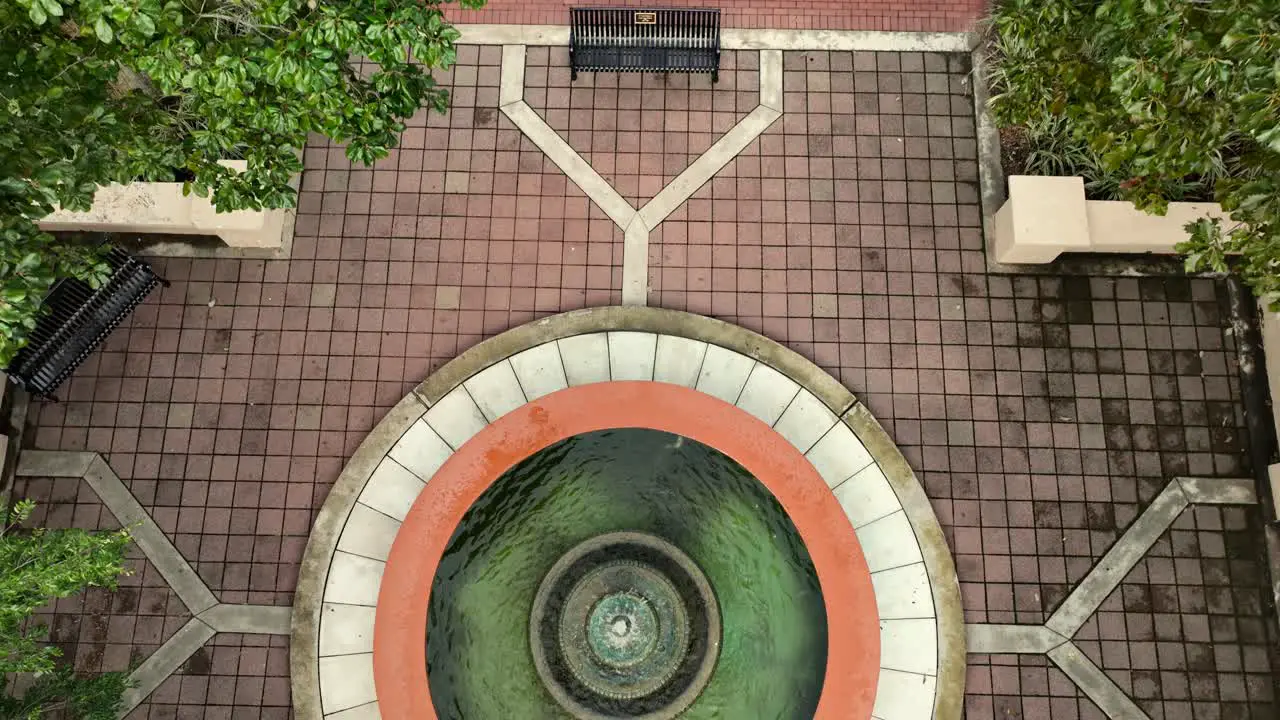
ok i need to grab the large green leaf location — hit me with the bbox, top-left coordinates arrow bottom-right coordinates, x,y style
93,15 -> 113,42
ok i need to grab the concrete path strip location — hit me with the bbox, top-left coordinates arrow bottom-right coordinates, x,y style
83,455 -> 219,614
17,450 -> 304,717
965,474 -> 1260,720
965,624 -> 1068,654
637,104 -> 782,230
1048,642 -> 1150,720
119,618 -> 216,716
622,217 -> 649,306
501,101 -> 636,228
455,24 -> 974,53
1045,480 -> 1188,638
200,603 -> 293,635
497,45 -> 784,308
18,451 -> 220,615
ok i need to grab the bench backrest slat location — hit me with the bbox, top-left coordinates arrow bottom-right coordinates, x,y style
570,6 -> 721,81
5,248 -> 164,399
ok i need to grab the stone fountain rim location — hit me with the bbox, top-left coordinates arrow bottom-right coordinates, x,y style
290,306 -> 964,720
530,531 -> 721,719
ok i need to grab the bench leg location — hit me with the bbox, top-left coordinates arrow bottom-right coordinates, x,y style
712,68 -> 719,83
571,66 -> 578,82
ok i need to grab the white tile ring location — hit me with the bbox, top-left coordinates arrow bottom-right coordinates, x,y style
304,329 -> 959,720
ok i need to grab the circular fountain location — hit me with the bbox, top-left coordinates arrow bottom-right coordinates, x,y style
530,532 -> 720,719
293,309 -> 964,720
425,428 -> 827,718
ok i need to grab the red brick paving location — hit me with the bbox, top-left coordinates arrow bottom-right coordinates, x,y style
1094,510 -> 1276,717
30,42 -> 623,611
449,0 -> 987,33
968,507 -> 1277,718
122,635 -> 291,720
966,655 -> 1110,720
20,45 -> 1279,719
648,49 -> 983,354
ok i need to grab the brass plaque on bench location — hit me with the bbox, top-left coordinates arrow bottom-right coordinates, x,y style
634,11 -> 657,24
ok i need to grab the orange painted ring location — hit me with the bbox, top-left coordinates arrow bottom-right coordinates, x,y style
372,381 -> 880,719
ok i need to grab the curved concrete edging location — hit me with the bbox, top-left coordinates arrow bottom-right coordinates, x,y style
290,306 -> 964,720
290,394 -> 427,720
374,382 -> 882,720
846,403 -> 965,720
414,306 -> 855,414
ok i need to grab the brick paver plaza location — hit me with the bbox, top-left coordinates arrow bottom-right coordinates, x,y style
15,7 -> 1279,720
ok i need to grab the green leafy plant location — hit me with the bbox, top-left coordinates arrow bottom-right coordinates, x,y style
986,0 -> 1280,298
0,665 -> 130,720
1016,115 -> 1127,196
0,499 -> 132,718
1,0 -> 482,364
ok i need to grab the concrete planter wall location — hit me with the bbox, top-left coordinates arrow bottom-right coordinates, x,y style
994,174 -> 1280,517
992,175 -> 1235,264
39,160 -> 293,249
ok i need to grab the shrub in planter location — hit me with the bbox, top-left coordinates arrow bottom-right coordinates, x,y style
1,0 -> 483,364
986,0 -> 1280,297
0,500 -> 132,718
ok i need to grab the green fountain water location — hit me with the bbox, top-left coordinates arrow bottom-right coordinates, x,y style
427,428 -> 828,719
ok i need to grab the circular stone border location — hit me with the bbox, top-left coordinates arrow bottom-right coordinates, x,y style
375,382 -> 879,719
290,306 -> 965,720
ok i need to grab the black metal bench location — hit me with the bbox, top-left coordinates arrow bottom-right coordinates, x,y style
570,7 -> 721,83
6,248 -> 165,399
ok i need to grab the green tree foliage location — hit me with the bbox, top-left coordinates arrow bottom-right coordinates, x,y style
987,0 -> 1280,298
1,0 -> 480,364
0,499 -> 132,718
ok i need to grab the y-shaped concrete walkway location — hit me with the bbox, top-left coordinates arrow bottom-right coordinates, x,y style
17,452 -> 292,717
